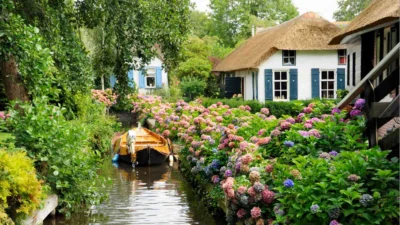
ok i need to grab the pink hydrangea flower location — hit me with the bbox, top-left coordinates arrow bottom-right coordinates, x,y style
257,137 -> 271,145
280,121 -> 291,130
260,108 -> 270,115
237,208 -> 247,219
262,189 -> 275,204
308,129 -> 321,138
250,136 -> 259,144
304,122 -> 313,129
270,129 -> 281,137
265,164 -> 273,173
240,141 -> 249,150
303,107 -> 313,114
241,154 -> 253,165
238,186 -> 247,195
251,206 -> 262,218
247,186 -> 256,197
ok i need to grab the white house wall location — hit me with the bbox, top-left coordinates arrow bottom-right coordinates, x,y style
346,38 -> 362,92
257,50 -> 347,102
133,57 -> 168,95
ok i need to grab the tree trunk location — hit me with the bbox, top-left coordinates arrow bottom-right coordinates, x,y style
0,56 -> 29,102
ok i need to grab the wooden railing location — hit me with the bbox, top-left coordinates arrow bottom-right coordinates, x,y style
337,43 -> 399,154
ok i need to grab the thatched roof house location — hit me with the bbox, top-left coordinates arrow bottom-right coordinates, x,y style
330,0 -> 400,44
215,12 -> 348,102
329,0 -> 399,94
214,12 -> 344,72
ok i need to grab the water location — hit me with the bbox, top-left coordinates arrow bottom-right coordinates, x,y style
44,161 -> 222,225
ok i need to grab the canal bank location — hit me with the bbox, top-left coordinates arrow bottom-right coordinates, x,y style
44,160 -> 225,225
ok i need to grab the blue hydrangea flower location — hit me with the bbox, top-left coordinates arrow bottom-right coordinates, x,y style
284,141 -> 295,147
284,179 -> 294,188
329,151 -> 338,157
212,148 -> 218,154
310,204 -> 320,213
210,159 -> 220,170
203,166 -> 212,176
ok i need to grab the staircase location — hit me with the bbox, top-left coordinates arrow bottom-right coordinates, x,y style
337,43 -> 400,158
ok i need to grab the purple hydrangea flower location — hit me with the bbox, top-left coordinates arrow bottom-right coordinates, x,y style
350,109 -> 362,118
284,179 -> 294,188
330,220 -> 340,225
354,98 -> 366,109
224,169 -> 233,178
329,151 -> 338,157
331,108 -> 341,114
310,204 -> 320,213
284,141 -> 295,147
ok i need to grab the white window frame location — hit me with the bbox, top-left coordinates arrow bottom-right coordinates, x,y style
272,70 -> 290,101
320,69 -> 336,99
145,67 -> 156,89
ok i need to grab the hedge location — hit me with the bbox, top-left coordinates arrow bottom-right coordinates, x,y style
198,97 -> 336,118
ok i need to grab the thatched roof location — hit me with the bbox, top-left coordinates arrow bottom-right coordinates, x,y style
213,12 -> 345,72
332,21 -> 350,29
330,0 -> 400,44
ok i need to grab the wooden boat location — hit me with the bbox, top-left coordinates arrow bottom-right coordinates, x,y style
112,126 -> 172,166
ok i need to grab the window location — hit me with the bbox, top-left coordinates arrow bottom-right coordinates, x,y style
338,49 -> 347,65
145,68 -> 156,88
273,71 -> 289,100
282,50 -> 296,65
347,54 -> 351,85
321,70 -> 335,99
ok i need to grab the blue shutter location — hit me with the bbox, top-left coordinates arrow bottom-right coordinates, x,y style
256,72 -> 258,100
128,70 -> 134,88
110,75 -> 116,88
289,69 -> 298,100
252,72 -> 255,100
156,67 -> 162,88
311,68 -> 320,98
139,70 -> 145,88
265,69 -> 273,100
337,68 -> 345,90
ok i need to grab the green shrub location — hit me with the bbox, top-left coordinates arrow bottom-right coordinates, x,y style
274,149 -> 399,224
147,86 -> 183,103
74,93 -> 120,154
7,97 -> 106,215
180,77 -> 207,100
0,149 -> 43,221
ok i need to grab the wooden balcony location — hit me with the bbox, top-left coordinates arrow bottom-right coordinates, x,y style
337,43 -> 399,157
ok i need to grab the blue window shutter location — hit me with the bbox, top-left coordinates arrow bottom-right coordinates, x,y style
256,72 -> 258,100
110,75 -> 116,88
264,69 -> 273,100
311,68 -> 320,98
252,72 -> 255,100
156,67 -> 162,88
128,70 -> 134,88
289,69 -> 298,100
337,68 -> 345,90
139,70 -> 145,88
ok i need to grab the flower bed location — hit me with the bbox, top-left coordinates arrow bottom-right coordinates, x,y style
131,95 -> 399,225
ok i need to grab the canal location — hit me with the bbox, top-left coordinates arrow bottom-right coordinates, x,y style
44,160 -> 223,225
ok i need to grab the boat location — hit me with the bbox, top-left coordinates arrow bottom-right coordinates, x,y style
112,125 -> 172,166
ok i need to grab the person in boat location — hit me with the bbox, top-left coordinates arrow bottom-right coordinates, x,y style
127,129 -> 137,163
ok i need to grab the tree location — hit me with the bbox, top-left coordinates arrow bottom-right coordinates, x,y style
333,0 -> 372,21
76,0 -> 191,99
189,10 -> 212,38
209,0 -> 298,47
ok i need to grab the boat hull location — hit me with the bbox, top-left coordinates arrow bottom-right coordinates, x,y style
118,148 -> 169,166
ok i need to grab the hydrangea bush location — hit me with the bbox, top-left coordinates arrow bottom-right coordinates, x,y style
131,95 -> 399,225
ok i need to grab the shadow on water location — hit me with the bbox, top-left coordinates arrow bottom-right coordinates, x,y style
44,160 -> 225,225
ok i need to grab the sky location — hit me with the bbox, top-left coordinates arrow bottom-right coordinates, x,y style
191,0 -> 339,21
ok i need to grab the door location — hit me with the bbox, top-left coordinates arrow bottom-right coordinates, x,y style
225,77 -> 242,98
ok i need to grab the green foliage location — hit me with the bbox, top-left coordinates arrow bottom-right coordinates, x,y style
337,89 -> 349,100
7,97 -> 107,215
147,86 -> 183,103
189,10 -> 212,38
199,97 -> 335,118
180,77 -> 207,100
76,0 -> 191,96
74,93 -> 120,154
209,0 -> 299,47
273,149 -> 399,224
0,149 -> 43,219
333,0 -> 372,21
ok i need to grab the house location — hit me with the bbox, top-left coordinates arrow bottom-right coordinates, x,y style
213,12 -> 348,102
330,0 -> 399,95
330,0 -> 399,147
110,48 -> 168,94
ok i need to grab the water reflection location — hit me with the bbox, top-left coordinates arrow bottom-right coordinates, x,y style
44,161 -> 221,225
